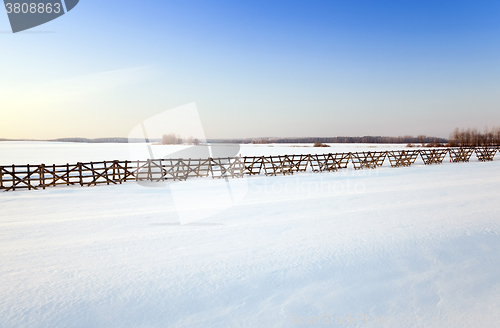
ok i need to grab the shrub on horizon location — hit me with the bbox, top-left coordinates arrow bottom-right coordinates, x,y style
313,142 -> 330,147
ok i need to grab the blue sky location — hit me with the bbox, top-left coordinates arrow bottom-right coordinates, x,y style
1,0 -> 500,139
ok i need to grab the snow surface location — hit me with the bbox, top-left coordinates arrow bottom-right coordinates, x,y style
1,143 -> 500,327
1,141 -> 419,165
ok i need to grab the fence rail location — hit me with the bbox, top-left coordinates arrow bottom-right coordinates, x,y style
1,147 -> 498,192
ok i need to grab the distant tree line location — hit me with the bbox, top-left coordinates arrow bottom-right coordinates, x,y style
449,127 -> 500,147
209,136 -> 448,144
3,129 -> 498,147
53,137 -> 132,143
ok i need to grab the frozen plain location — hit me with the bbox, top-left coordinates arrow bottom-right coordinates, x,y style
1,142 -> 500,327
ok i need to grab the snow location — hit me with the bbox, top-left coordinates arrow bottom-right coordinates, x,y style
0,141 -> 417,165
1,142 -> 499,327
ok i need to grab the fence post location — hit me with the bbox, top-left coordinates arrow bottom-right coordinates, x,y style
104,161 -> 109,185
78,162 -> 83,186
66,163 -> 70,186
89,162 -> 94,186
40,164 -> 45,190
27,164 -> 31,190
12,165 -> 16,191
136,160 -> 139,181
147,159 -> 152,181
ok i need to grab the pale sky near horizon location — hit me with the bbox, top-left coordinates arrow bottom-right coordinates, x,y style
1,0 -> 500,140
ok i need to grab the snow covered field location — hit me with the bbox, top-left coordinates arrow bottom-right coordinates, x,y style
0,141 -> 414,165
1,142 -> 500,327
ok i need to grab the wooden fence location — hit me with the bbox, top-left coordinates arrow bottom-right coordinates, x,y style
420,149 -> 449,165
1,147 -> 498,192
351,151 -> 386,170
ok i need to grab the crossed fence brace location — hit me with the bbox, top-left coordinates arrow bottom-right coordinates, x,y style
350,151 -> 387,170
449,148 -> 475,162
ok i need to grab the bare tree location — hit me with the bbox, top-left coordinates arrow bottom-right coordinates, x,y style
418,135 -> 426,147
162,134 -> 182,145
449,127 -> 500,147
186,136 -> 201,145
